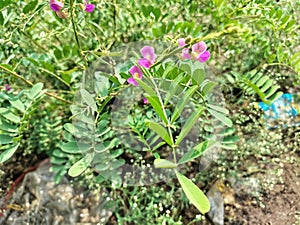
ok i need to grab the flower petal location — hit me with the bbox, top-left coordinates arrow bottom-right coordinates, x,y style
85,3 -> 95,13
181,48 -> 191,59
138,58 -> 151,69
143,98 -> 149,104
192,41 -> 207,55
129,65 -> 143,79
198,50 -> 210,63
50,0 -> 64,12
127,77 -> 138,86
4,84 -> 11,91
140,46 -> 156,64
178,38 -> 186,47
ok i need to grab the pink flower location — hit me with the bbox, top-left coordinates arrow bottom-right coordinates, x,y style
49,0 -> 64,12
178,38 -> 186,47
137,58 -> 151,69
138,46 -> 156,69
143,98 -> 149,104
192,41 -> 207,57
198,50 -> 210,62
84,0 -> 95,13
127,66 -> 143,86
181,48 -> 191,59
4,84 -> 11,91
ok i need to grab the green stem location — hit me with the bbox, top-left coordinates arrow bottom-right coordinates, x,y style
151,29 -> 228,69
148,75 -> 178,163
69,0 -> 88,68
39,67 -> 70,88
0,64 -> 72,104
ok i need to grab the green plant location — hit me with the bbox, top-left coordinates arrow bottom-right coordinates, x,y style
1,0 -> 300,223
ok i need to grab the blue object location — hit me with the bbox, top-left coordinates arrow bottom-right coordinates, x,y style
256,93 -> 300,128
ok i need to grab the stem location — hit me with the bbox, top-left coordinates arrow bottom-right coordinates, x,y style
38,67 -> 70,88
151,29 -> 228,69
69,0 -> 88,68
148,75 -> 178,163
0,65 -> 72,104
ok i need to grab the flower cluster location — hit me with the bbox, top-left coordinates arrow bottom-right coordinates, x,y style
178,38 -> 210,63
49,0 -> 95,18
127,46 -> 156,86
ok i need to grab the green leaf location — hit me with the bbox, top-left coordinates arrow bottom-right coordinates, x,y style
0,11 -> 4,26
154,158 -> 177,168
95,72 -> 110,97
213,0 -> 224,8
68,153 -> 93,177
176,172 -> 210,214
222,135 -> 239,144
111,159 -> 125,169
201,80 -> 217,95
0,119 -> 18,132
0,134 -> 15,144
217,127 -> 235,136
171,85 -> 199,123
207,109 -> 232,127
23,0 -> 38,13
136,79 -> 156,96
63,45 -> 71,58
164,73 -> 185,105
192,68 -> 206,85
9,99 -> 25,112
175,106 -> 204,145
260,80 -> 273,93
94,139 -> 118,153
256,76 -> 269,88
60,142 -> 89,154
80,89 -> 97,111
207,104 -> 229,115
52,149 -> 69,158
265,85 -> 280,99
28,83 -> 44,99
178,140 -> 217,164
179,63 -> 192,76
146,121 -> 173,146
0,143 -> 19,163
0,108 -> 20,123
0,63 -> 13,71
266,91 -> 283,102
145,95 -> 168,125
151,7 -> 161,21
221,143 -> 238,150
0,0 -> 12,10
285,20 -> 296,31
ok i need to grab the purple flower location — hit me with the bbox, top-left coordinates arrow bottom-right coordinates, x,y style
143,98 -> 149,104
84,0 -> 95,13
4,84 -> 11,91
178,38 -> 186,47
198,50 -> 210,63
127,66 -> 143,86
192,41 -> 207,56
181,48 -> 191,59
138,58 -> 151,69
138,46 -> 156,69
50,0 -> 64,12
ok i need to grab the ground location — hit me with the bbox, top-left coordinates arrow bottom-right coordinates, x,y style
0,131 -> 299,224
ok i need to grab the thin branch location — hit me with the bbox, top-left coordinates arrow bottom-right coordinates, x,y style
0,64 -> 72,104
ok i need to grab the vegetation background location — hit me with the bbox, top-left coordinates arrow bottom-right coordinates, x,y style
0,0 -> 300,224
